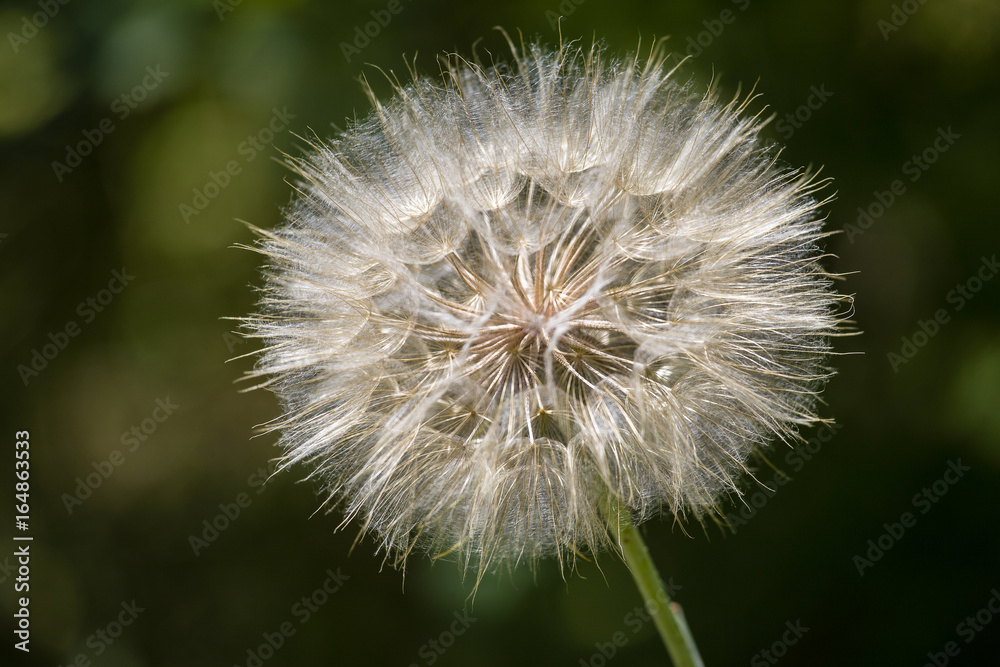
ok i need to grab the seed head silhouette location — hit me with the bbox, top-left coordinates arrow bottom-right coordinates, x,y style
244,39 -> 846,577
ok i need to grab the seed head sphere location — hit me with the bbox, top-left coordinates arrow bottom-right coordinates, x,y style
245,40 -> 845,573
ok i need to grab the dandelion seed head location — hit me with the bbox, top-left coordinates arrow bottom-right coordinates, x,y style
244,39 -> 847,575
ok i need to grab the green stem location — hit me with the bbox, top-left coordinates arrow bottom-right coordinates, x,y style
608,505 -> 704,667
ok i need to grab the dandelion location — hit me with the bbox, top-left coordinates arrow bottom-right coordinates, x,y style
243,35 -> 846,666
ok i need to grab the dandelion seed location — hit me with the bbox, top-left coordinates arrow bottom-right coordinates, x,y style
243,38 -> 847,579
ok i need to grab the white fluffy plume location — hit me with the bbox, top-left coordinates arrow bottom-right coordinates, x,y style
243,38 -> 847,575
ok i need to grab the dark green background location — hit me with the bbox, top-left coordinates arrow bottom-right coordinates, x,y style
2,1 -> 999,665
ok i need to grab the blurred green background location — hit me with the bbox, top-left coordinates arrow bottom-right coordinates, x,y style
2,0 -> 999,665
